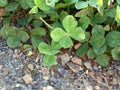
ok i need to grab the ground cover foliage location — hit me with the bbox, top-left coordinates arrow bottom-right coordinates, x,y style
0,0 -> 120,66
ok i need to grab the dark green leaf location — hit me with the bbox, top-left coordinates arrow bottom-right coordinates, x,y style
111,47 -> 120,60
5,2 -> 19,11
31,28 -> 46,36
87,48 -> 96,59
75,1 -> 88,9
106,31 -> 120,47
90,34 -> 105,48
76,43 -> 89,56
92,25 -> 105,35
96,54 -> 109,66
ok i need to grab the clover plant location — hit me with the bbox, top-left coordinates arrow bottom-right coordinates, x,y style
0,0 -> 120,67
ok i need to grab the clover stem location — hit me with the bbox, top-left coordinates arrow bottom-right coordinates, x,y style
40,17 -> 54,30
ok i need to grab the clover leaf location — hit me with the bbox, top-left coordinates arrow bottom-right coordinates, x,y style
51,15 -> 85,48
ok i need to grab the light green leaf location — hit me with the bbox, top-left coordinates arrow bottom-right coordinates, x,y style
90,34 -> 105,48
5,2 -> 19,11
115,6 -> 120,24
106,31 -> 120,47
117,0 -> 120,4
70,27 -> 85,41
111,47 -> 120,60
7,36 -> 20,48
29,6 -> 38,14
59,36 -> 73,48
51,41 -> 61,50
0,0 -> 8,7
51,28 -> 66,42
94,44 -> 106,55
76,43 -> 89,56
43,55 -> 57,67
75,1 -> 88,9
87,48 -> 96,59
62,15 -> 78,32
38,42 -> 59,55
46,0 -> 59,7
17,30 -> 29,42
105,8 -> 116,18
96,54 -> 109,66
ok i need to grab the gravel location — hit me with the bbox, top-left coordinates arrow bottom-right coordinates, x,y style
0,39 -> 120,90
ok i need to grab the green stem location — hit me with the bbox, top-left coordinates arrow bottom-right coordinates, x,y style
40,17 -> 54,30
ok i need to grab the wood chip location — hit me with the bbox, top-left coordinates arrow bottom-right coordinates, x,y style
59,53 -> 70,65
84,62 -> 92,69
22,74 -> 33,84
71,57 -> 83,66
67,62 -> 83,73
74,43 -> 81,49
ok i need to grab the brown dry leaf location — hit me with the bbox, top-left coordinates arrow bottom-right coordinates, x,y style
0,8 -> 5,16
74,43 -> 81,49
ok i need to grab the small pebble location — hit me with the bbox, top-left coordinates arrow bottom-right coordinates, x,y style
28,64 -> 34,71
22,74 -> 33,84
94,85 -> 100,90
0,64 -> 3,70
43,75 -> 50,81
43,85 -> 55,90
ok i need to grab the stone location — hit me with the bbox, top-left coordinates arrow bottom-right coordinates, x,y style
43,85 -> 55,90
22,74 -> 33,84
84,62 -> 92,69
71,57 -> 83,66
43,75 -> 50,81
0,64 -> 3,70
28,64 -> 34,71
67,62 -> 83,73
94,85 -> 100,90
59,53 -> 70,65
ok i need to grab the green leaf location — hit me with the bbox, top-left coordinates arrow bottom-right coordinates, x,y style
34,0 -> 51,11
29,6 -> 38,14
51,41 -> 61,50
0,26 -> 16,38
31,35 -> 42,48
62,15 -> 78,32
31,28 -> 46,36
106,31 -> 120,47
23,44 -> 33,49
5,2 -> 19,11
79,32 -> 90,43
32,20 -> 42,28
87,48 -> 96,59
38,42 -> 59,55
111,47 -> 120,60
75,1 -> 88,9
17,17 -> 27,26
76,43 -> 89,56
70,27 -> 85,41
117,0 -> 120,4
79,16 -> 91,30
92,25 -> 105,35
7,36 -> 20,48
105,8 -> 116,18
17,30 -> 29,42
94,44 -> 107,55
0,0 -> 8,7
90,34 -> 105,48
43,55 -> 57,67
59,36 -> 73,48
63,0 -> 78,3
59,10 -> 68,22
46,0 -> 59,7
51,28 -> 66,42
96,54 -> 109,66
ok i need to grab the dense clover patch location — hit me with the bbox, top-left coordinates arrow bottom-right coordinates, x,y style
0,0 -> 120,66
